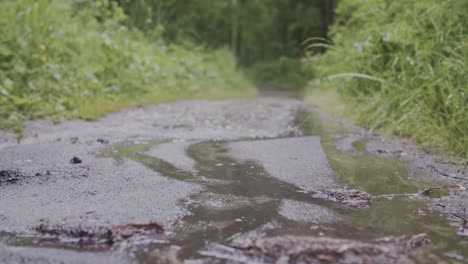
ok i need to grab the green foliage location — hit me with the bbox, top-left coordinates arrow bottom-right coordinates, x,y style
0,0 -> 254,132
308,0 -> 468,157
116,0 -> 326,65
247,57 -> 313,90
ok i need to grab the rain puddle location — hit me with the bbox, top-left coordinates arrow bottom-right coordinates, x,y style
98,110 -> 466,263
4,109 -> 466,263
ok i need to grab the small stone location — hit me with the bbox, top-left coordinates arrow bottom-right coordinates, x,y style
97,138 -> 109,144
0,170 -> 21,184
203,234 -> 430,264
70,156 -> 82,164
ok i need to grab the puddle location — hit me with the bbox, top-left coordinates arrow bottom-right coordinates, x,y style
295,110 -> 467,263
94,111 -> 468,262
295,111 -> 425,195
116,112 -> 465,263
99,140 -> 341,262
2,110 -> 466,263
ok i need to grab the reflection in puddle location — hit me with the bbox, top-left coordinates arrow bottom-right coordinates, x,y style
5,110 -> 464,263
295,110 -> 467,263
100,140 -> 338,261
95,111 -> 467,263
101,116 -> 461,263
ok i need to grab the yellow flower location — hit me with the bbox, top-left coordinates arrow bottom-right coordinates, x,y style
40,55 -> 47,63
39,43 -> 46,51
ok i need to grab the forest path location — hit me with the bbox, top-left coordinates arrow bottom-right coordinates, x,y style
0,96 -> 466,263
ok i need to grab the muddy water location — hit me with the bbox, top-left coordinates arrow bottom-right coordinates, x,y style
92,110 -> 466,263
295,111 -> 467,263
5,108 -> 460,263
103,141 -> 338,262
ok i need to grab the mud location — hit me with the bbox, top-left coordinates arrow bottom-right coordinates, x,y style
35,221 -> 164,247
310,188 -> 372,209
0,170 -> 22,185
201,234 -> 429,264
0,97 -> 467,263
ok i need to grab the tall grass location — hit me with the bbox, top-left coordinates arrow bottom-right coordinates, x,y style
0,0 -> 255,133
246,57 -> 313,90
307,0 -> 468,158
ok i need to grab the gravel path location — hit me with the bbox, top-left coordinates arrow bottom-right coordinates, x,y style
0,97 -> 465,264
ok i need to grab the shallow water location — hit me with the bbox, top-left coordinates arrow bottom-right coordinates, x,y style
102,140 -> 335,262
3,109 -> 466,263
295,110 -> 467,263
101,110 -> 466,263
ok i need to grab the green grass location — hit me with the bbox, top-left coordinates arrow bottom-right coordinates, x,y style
246,56 -> 313,91
75,89 -> 256,121
307,0 -> 468,158
0,0 -> 255,133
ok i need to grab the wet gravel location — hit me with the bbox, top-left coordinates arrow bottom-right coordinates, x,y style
278,199 -> 340,223
0,98 -> 302,233
0,97 -> 307,263
0,98 -> 301,148
0,97 -> 466,263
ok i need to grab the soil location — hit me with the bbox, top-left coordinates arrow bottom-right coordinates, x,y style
35,221 -> 164,247
310,188 -> 372,209
0,96 -> 466,263
0,170 -> 22,185
201,234 -> 429,264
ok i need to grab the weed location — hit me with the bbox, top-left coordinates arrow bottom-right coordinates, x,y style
0,0 -> 255,133
307,0 -> 468,157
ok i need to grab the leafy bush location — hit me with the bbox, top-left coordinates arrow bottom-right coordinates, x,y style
247,57 -> 313,91
308,0 -> 468,157
115,0 -> 325,65
0,0 -> 254,133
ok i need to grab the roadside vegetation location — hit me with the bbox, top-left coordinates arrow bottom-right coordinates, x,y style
0,0 -> 254,133
2,0 -> 464,158
115,0 -> 332,90
307,0 -> 468,158
246,57 -> 312,91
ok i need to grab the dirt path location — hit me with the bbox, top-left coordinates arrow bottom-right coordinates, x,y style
0,97 -> 466,263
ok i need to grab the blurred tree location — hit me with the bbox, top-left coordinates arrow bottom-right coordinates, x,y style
110,0 -> 333,65
320,0 -> 336,39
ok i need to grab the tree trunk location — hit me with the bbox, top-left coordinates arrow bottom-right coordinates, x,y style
320,0 -> 335,39
231,0 -> 238,59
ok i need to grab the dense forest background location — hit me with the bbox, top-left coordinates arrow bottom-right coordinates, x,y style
104,0 -> 336,89
115,0 -> 335,65
0,0 -> 466,157
0,0 -> 333,132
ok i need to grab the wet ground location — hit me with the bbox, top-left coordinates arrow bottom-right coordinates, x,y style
0,97 -> 466,263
